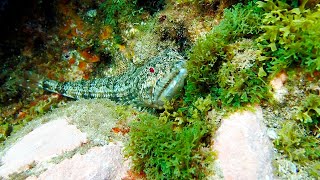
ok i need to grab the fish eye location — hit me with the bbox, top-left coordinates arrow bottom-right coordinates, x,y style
149,67 -> 155,73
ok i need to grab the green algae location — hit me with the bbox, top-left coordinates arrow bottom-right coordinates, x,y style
257,0 -> 320,74
125,96 -> 217,179
185,2 -> 269,108
295,94 -> 320,126
261,68 -> 320,178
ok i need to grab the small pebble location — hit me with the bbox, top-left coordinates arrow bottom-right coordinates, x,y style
267,128 -> 278,140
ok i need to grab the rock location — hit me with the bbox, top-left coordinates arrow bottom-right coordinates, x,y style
267,128 -> 278,140
27,143 -> 129,180
212,106 -> 274,179
270,72 -> 288,103
0,118 -> 87,178
0,99 -> 133,179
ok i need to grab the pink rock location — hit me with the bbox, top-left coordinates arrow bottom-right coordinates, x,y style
29,143 -> 129,180
213,106 -> 273,180
270,72 -> 288,102
270,73 -> 287,89
0,118 -> 87,178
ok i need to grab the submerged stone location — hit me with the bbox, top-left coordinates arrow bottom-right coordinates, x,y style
212,106 -> 274,179
0,118 -> 88,178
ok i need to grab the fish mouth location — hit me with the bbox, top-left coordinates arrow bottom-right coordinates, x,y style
154,66 -> 187,108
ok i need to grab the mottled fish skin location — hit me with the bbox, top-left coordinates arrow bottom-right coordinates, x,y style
42,49 -> 187,109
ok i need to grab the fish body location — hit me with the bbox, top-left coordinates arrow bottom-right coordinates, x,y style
42,49 -> 187,109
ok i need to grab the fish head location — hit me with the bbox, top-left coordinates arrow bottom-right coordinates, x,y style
137,50 -> 187,109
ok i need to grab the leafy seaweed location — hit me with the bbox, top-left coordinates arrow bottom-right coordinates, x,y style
295,94 -> 320,127
274,120 -> 320,177
185,2 -> 266,108
125,111 -> 214,179
124,95 -> 218,179
257,0 -> 320,74
215,40 -> 270,107
99,0 -> 142,43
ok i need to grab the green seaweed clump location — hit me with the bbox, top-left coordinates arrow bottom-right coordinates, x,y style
99,0 -> 141,28
214,40 -> 270,108
257,0 -> 320,74
274,121 -> 320,177
295,93 -> 320,127
174,0 -> 252,14
99,0 -> 142,43
125,96 -> 215,179
185,2 -> 268,108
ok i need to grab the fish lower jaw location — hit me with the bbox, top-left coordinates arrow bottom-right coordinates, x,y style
155,68 -> 187,108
